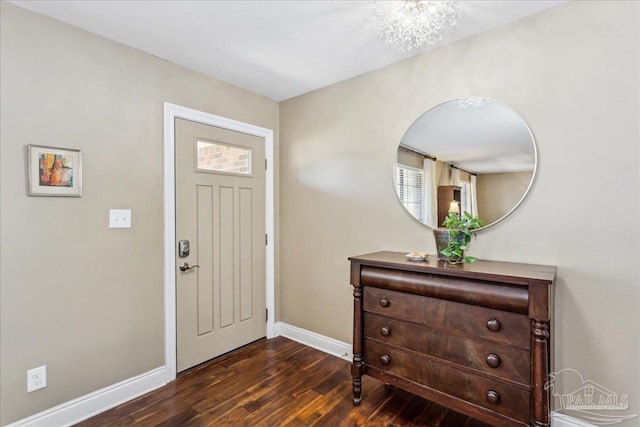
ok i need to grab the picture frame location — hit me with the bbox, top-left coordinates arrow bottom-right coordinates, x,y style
28,145 -> 82,197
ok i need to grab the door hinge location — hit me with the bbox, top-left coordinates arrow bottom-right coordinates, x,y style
266,308 -> 269,322
265,159 -> 268,170
265,233 -> 268,245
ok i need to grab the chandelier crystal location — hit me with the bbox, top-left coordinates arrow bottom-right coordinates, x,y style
373,1 -> 461,51
455,97 -> 486,109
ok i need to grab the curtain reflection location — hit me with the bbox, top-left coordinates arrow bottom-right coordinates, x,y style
422,158 -> 437,227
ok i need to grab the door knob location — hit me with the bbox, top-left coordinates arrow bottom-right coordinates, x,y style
179,262 -> 200,272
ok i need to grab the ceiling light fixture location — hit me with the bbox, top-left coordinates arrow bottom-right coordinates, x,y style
373,1 -> 461,51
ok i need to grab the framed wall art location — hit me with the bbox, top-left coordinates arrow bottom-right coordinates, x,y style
28,145 -> 82,197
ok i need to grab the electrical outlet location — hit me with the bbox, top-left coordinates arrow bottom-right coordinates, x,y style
27,365 -> 47,392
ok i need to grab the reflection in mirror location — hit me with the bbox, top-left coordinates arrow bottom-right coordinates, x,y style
395,98 -> 536,229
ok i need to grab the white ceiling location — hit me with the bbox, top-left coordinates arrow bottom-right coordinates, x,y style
11,0 -> 565,101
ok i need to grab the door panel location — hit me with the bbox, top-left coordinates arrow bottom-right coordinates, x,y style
176,118 -> 266,373
196,185 -> 214,335
219,185 -> 235,329
239,187 -> 253,321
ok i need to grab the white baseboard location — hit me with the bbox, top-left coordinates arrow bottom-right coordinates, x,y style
5,322 -> 353,427
5,324 -> 345,427
551,412 -> 596,426
275,321 -> 352,361
6,366 -> 166,427
7,332 -> 583,427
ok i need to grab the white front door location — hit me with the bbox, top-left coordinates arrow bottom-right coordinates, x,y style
175,118 -> 266,372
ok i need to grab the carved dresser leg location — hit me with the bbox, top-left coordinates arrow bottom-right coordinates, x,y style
351,355 -> 363,405
351,282 -> 364,406
532,319 -> 550,427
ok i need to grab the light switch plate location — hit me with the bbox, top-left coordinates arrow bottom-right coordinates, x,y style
109,209 -> 131,228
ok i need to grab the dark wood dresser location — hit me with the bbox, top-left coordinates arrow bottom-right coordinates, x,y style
349,251 -> 556,427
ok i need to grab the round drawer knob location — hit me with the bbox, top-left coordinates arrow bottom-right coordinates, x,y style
380,325 -> 391,336
486,353 -> 501,368
380,354 -> 391,366
486,390 -> 500,405
486,318 -> 501,332
379,298 -> 390,308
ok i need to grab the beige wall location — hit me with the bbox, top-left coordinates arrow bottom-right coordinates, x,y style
0,3 -> 279,424
476,171 -> 533,224
280,0 -> 639,421
2,1 -> 639,424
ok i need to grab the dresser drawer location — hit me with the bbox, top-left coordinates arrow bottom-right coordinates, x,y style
360,265 -> 529,314
365,339 -> 531,423
364,312 -> 530,386
364,287 -> 530,348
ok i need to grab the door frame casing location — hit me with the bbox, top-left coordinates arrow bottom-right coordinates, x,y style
163,102 -> 275,382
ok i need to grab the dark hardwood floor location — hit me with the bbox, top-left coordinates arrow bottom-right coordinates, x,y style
75,337 -> 492,426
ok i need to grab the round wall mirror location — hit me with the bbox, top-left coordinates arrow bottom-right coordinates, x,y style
394,97 -> 537,229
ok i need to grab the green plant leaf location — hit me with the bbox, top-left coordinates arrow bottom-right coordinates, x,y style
441,212 -> 484,262
464,256 -> 478,263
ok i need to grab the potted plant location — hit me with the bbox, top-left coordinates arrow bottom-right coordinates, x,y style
436,211 -> 484,264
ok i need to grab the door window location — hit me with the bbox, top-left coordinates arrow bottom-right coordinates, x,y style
196,140 -> 252,175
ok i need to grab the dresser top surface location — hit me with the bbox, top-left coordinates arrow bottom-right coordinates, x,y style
349,251 -> 556,285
